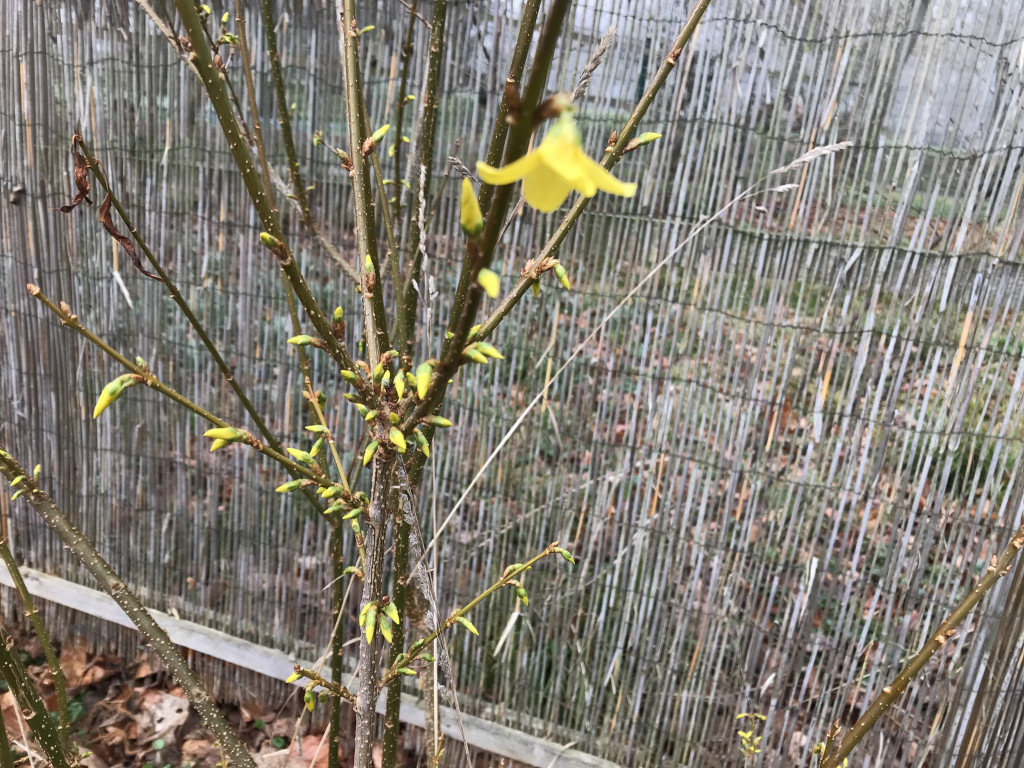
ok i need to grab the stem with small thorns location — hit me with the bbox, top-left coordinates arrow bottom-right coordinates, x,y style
0,450 -> 257,768
0,538 -> 69,734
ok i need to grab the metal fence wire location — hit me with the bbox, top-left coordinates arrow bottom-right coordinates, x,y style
3,0 -> 1024,765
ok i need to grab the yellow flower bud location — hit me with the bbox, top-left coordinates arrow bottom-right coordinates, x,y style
460,178 -> 484,237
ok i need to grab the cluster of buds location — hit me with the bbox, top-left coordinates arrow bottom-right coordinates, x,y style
359,596 -> 401,644
8,463 -> 41,502
340,351 -> 460,466
462,340 -> 504,365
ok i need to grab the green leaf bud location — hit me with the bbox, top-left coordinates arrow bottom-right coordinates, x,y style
415,362 -> 433,400
287,448 -> 314,464
553,263 -> 571,290
363,440 -> 380,466
455,616 -> 478,636
388,427 -> 407,453
203,427 -> 247,442
475,341 -> 504,360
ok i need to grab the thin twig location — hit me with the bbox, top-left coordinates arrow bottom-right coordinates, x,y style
820,522 -> 1024,767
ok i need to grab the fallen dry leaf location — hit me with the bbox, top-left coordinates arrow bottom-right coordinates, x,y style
60,640 -> 117,689
0,691 -> 28,736
134,689 -> 190,745
182,737 -> 221,768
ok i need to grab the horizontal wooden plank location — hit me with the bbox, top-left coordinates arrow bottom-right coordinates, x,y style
0,565 -> 617,768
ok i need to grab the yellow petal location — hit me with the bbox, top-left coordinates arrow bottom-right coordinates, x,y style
584,159 -> 637,198
528,140 -> 589,198
522,169 -> 573,212
476,151 -> 542,186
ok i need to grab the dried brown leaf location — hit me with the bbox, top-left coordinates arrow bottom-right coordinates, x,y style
56,147 -> 92,213
98,192 -> 160,280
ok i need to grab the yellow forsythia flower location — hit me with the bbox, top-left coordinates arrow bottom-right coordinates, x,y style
476,112 -> 636,212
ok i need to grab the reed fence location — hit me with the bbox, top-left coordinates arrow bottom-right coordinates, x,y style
3,0 -> 1024,765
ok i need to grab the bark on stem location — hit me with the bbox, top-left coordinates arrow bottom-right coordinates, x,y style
0,450 -> 257,768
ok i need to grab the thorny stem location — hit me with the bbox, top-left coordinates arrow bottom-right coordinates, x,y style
27,285 -> 325,487
340,0 -> 391,366
0,450 -> 258,768
0,536 -> 70,734
381,543 -> 563,685
819,522 -> 1024,768
0,618 -> 70,767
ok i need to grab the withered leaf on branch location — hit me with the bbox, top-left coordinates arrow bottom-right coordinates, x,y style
56,147 -> 92,213
99,193 -> 160,280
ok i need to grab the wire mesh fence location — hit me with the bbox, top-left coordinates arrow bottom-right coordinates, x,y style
3,0 -> 1024,765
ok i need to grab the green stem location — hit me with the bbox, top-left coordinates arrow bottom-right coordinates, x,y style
0,537 -> 69,734
0,450 -> 257,768
340,0 -> 391,366
174,0 -> 353,378
381,491 -> 410,768
819,522 -> 1024,768
0,618 -> 70,768
234,3 -> 356,283
261,0 -> 310,226
397,0 -> 450,357
27,285 -> 324,487
382,543 -> 561,685
75,138 -> 283,457
390,0 -> 418,229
